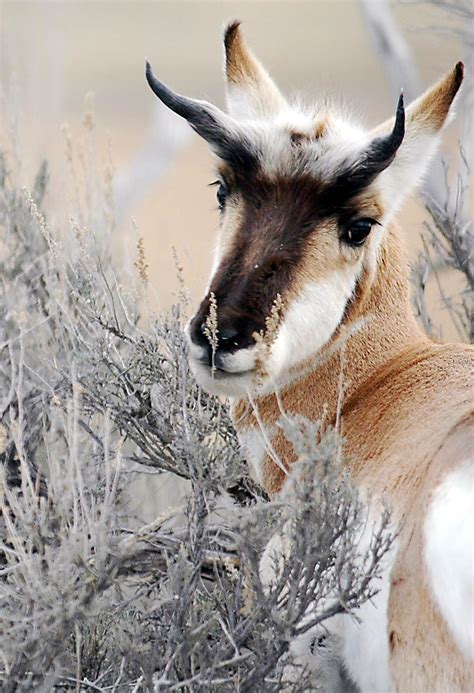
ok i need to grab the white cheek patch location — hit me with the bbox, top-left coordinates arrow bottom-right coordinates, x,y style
267,264 -> 361,379
216,346 -> 257,373
424,459 -> 474,660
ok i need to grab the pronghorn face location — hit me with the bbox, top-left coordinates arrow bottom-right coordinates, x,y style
186,137 -> 385,397
146,22 -> 463,398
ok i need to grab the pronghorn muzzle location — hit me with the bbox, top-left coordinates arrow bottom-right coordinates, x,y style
189,296 -> 263,372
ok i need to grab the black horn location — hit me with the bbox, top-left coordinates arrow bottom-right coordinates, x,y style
145,61 -> 248,163
330,93 -> 405,198
365,92 -> 405,175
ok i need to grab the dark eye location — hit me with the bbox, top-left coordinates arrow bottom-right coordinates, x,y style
217,183 -> 228,211
342,218 -> 377,246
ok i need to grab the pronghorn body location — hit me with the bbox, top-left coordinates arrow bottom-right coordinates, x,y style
146,22 -> 474,691
235,224 -> 474,690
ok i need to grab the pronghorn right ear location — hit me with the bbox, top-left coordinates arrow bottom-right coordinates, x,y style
370,62 -> 464,209
224,21 -> 287,120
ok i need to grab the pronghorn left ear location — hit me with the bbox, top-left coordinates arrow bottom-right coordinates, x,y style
373,62 -> 464,209
224,21 -> 287,120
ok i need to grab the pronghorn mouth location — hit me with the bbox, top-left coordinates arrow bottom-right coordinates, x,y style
195,361 -> 254,379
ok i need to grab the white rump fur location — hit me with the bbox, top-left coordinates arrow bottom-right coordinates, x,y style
424,460 -> 474,660
260,505 -> 395,692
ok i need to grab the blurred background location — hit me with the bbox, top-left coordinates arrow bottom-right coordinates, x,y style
0,0 -> 469,322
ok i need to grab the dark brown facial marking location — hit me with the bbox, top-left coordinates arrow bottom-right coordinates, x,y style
190,157 -> 380,356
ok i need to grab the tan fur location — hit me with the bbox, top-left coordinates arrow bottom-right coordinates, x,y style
224,21 -> 261,86
408,61 -> 464,131
372,62 -> 464,139
297,194 -> 384,282
211,36 -> 471,687
224,21 -> 286,118
232,223 -> 474,686
314,118 -> 328,139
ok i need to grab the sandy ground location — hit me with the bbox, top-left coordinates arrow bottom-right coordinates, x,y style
0,0 -> 469,516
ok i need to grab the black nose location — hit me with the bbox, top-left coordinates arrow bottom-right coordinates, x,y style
218,326 -> 239,342
195,322 -> 240,350
190,316 -> 247,353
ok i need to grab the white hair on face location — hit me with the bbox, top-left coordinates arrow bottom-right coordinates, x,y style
184,323 -> 255,397
308,114 -> 370,179
266,264 -> 362,383
231,108 -> 370,183
223,89 -> 447,226
215,345 -> 258,374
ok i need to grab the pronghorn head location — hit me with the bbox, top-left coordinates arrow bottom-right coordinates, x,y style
146,22 -> 463,398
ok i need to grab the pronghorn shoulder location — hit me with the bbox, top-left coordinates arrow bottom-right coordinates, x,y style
344,341 -> 473,422
342,342 -> 473,505
346,339 -> 474,408
398,341 -> 474,409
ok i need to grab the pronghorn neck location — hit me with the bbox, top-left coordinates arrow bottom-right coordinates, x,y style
331,220 -> 426,405
232,221 -> 427,495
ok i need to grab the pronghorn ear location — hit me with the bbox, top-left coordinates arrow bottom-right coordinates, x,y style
373,62 -> 464,207
224,21 -> 287,120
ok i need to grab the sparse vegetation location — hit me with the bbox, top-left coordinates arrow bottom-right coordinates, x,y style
411,163 -> 473,341
0,147 -> 394,690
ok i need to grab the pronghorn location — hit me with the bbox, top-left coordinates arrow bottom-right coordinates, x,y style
146,22 -> 474,691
